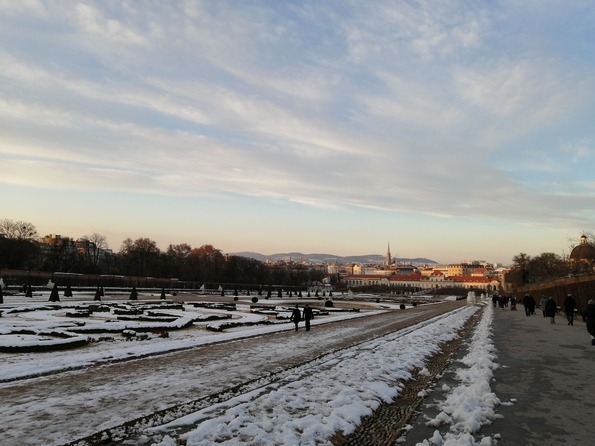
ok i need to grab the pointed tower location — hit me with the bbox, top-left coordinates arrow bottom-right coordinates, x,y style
385,242 -> 392,266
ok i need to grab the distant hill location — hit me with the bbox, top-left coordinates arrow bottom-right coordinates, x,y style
231,251 -> 437,265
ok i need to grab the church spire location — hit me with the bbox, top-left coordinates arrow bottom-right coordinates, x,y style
385,242 -> 392,266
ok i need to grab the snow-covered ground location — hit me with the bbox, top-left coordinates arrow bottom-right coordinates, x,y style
145,302 -> 501,446
0,290 -> 384,381
1,291 -> 502,446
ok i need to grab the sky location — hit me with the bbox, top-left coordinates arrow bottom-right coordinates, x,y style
2,1 -> 595,265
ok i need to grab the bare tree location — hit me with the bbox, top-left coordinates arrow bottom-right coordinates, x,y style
119,237 -> 161,276
80,233 -> 109,267
0,219 -> 38,240
0,219 -> 39,269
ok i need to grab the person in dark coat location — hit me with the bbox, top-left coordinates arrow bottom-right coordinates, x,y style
545,297 -> 557,324
582,299 -> 595,346
290,304 -> 301,331
303,304 -> 313,331
523,294 -> 535,317
563,294 -> 576,326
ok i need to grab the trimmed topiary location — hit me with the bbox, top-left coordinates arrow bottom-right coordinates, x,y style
251,297 -> 258,303
324,299 -> 334,308
129,286 -> 138,301
49,284 -> 60,302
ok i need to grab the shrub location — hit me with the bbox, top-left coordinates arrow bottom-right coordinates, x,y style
324,300 -> 334,308
251,297 -> 258,303
49,285 -> 60,302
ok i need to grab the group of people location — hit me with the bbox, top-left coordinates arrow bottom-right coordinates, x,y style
491,294 -> 517,310
290,304 -> 314,332
489,291 -> 595,346
522,293 -> 595,346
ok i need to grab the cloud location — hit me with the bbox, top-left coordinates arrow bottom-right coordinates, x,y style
1,0 -> 595,239
560,138 -> 593,162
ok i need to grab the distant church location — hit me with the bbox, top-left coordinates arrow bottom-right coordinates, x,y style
385,243 -> 392,266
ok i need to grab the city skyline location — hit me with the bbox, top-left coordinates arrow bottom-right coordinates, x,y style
2,2 -> 595,265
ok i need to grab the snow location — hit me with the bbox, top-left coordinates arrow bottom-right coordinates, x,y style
0,292 -> 383,381
0,292 -> 502,445
416,302 -> 500,445
149,302 -> 501,446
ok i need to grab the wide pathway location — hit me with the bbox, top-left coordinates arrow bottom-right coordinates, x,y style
483,305 -> 595,445
407,303 -> 595,445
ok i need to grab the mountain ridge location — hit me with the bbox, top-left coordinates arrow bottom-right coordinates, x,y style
231,251 -> 438,265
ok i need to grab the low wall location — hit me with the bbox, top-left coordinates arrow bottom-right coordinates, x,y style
516,273 -> 595,312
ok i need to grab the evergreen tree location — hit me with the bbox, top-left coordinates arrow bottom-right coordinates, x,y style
129,286 -> 138,300
160,288 -> 166,300
94,286 -> 102,301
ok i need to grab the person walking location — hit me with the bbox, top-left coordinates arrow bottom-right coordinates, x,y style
290,304 -> 301,331
303,304 -> 313,331
510,296 -> 517,311
545,297 -> 557,324
539,296 -> 548,318
523,294 -> 535,317
563,294 -> 577,326
582,299 -> 595,346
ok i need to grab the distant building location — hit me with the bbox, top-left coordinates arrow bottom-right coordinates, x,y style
344,271 -> 499,291
569,234 -> 595,272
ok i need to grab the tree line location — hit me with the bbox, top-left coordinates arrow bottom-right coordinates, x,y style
0,219 -> 325,287
510,247 -> 594,287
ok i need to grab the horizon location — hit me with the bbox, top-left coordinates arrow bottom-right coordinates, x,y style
2,2 -> 594,267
